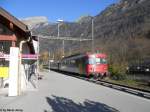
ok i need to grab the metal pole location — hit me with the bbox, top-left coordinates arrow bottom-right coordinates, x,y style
49,51 -> 50,71
58,23 -> 60,37
37,37 -> 39,77
80,36 -> 81,53
62,40 -> 65,58
57,19 -> 64,59
92,18 -> 94,53
57,22 -> 60,60
57,19 -> 63,37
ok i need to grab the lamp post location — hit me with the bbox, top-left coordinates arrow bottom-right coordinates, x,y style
80,33 -> 84,53
57,19 -> 64,58
57,19 -> 63,37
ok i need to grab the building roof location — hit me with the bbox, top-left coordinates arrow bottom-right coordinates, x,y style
0,7 -> 30,37
0,7 -> 36,54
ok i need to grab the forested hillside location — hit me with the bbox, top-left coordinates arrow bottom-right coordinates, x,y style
29,0 -> 150,74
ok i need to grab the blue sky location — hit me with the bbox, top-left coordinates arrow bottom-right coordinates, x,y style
0,0 -> 119,22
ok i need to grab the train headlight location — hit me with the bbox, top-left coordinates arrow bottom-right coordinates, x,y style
137,66 -> 140,69
145,68 -> 150,72
126,67 -> 129,70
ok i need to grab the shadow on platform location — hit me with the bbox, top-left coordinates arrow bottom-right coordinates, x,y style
44,95 -> 119,112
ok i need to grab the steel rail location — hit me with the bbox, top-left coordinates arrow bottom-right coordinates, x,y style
74,75 -> 150,99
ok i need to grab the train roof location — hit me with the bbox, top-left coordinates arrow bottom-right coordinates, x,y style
62,53 -> 86,61
61,53 -> 107,61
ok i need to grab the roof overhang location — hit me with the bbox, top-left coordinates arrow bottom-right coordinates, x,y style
0,7 -> 30,37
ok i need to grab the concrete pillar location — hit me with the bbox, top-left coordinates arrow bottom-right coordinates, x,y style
20,64 -> 27,91
8,47 -> 19,96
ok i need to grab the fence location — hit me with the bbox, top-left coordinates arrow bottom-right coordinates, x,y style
24,62 -> 38,88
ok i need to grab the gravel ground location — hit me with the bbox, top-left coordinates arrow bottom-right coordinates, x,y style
0,70 -> 150,112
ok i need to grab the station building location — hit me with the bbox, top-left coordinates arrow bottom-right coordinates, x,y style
0,7 -> 38,93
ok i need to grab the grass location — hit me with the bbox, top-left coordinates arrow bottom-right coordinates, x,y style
103,77 -> 150,92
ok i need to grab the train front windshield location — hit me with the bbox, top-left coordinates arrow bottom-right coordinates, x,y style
96,58 -> 107,64
88,58 -> 107,64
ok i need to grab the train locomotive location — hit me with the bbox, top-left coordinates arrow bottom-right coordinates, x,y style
50,53 -> 108,78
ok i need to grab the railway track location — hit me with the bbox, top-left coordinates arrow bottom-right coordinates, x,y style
50,69 -> 150,99
76,76 -> 150,99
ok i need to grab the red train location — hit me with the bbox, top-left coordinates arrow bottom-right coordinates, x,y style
50,53 -> 109,78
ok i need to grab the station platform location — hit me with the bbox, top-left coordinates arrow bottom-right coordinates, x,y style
0,70 -> 150,112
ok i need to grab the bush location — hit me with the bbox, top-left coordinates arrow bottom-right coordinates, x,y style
109,64 -> 127,80
111,73 -> 127,80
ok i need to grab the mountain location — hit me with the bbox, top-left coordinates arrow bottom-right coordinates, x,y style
94,0 -> 150,39
31,0 -> 150,39
21,16 -> 49,29
30,0 -> 150,71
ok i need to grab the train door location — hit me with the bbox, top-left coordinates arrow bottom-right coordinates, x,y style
78,57 -> 86,75
81,57 -> 87,75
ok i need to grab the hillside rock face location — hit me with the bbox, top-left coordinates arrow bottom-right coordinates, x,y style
94,0 -> 150,39
30,0 -> 150,66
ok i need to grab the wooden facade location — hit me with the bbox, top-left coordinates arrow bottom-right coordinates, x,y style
0,7 -> 35,53
0,7 -> 36,79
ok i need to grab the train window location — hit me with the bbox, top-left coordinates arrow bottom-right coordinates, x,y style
95,58 -> 107,64
96,58 -> 101,64
71,60 -> 75,64
101,58 -> 107,64
88,58 -> 96,64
